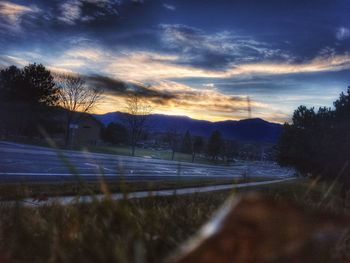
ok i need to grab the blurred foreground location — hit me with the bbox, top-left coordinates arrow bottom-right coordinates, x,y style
0,178 -> 349,263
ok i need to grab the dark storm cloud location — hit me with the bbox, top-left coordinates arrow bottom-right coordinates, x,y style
85,74 -> 251,110
3,0 -> 348,68
87,74 -> 176,103
87,74 -> 128,93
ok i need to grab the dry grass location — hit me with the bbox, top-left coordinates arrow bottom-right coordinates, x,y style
0,178 -> 348,262
0,190 -> 230,263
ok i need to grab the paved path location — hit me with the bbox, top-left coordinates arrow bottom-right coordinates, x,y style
17,177 -> 297,207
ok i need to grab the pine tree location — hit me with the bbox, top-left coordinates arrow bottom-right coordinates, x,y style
181,130 -> 192,154
207,130 -> 222,159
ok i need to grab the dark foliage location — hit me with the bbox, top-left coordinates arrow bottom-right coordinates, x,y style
0,65 -> 23,102
278,87 -> 350,191
180,130 -> 192,154
0,64 -> 59,106
22,64 -> 59,106
193,136 -> 204,154
0,64 -> 59,137
207,130 -> 223,159
102,123 -> 129,145
191,136 -> 204,162
222,139 -> 239,162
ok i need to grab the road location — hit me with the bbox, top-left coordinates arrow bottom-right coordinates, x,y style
0,141 -> 296,183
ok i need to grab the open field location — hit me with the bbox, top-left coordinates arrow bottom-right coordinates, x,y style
0,178 -> 348,263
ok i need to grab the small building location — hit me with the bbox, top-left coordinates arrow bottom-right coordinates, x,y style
70,114 -> 103,146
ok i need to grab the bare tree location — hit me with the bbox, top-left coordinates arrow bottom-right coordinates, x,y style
123,94 -> 152,156
56,74 -> 103,146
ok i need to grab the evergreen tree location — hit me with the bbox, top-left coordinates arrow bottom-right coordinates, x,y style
0,65 -> 23,102
22,63 -> 59,106
207,130 -> 222,159
192,136 -> 204,162
277,86 -> 350,195
0,64 -> 59,137
102,123 -> 128,144
0,63 -> 59,106
181,130 -> 192,154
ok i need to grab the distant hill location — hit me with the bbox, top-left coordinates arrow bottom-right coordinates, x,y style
94,112 -> 283,143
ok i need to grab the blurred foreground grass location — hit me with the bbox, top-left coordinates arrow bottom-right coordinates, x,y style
0,178 -> 348,263
0,176 -> 274,201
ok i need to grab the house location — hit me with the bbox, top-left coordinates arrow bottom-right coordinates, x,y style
69,114 -> 103,146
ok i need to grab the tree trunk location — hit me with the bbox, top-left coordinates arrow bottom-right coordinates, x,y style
192,152 -> 195,163
171,149 -> 175,160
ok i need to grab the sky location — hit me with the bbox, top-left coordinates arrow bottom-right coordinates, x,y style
1,0 -> 350,123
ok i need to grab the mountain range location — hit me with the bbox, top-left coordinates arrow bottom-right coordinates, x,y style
94,112 -> 283,143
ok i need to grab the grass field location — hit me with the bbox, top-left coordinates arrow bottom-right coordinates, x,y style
0,178 -> 347,263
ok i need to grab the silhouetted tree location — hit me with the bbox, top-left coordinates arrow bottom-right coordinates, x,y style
1,64 -> 59,106
278,87 -> 350,195
0,64 -> 59,137
192,136 -> 204,162
292,105 -> 316,129
55,74 -> 103,146
334,87 -> 350,119
0,65 -> 23,102
102,123 -> 128,145
22,64 -> 59,106
0,66 -> 23,135
123,94 -> 152,156
207,130 -> 223,160
181,130 -> 192,154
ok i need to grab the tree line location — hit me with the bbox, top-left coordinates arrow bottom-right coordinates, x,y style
164,129 -> 229,162
0,63 -> 102,144
102,123 -> 242,162
278,87 -> 350,191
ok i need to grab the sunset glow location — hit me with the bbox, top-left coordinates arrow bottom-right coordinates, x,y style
1,0 -> 350,122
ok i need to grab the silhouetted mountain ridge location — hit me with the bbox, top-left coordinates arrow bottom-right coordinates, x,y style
94,112 -> 282,143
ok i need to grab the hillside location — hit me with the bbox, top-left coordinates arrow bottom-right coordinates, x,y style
94,112 -> 283,143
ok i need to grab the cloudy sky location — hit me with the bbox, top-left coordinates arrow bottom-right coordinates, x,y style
1,0 -> 350,122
